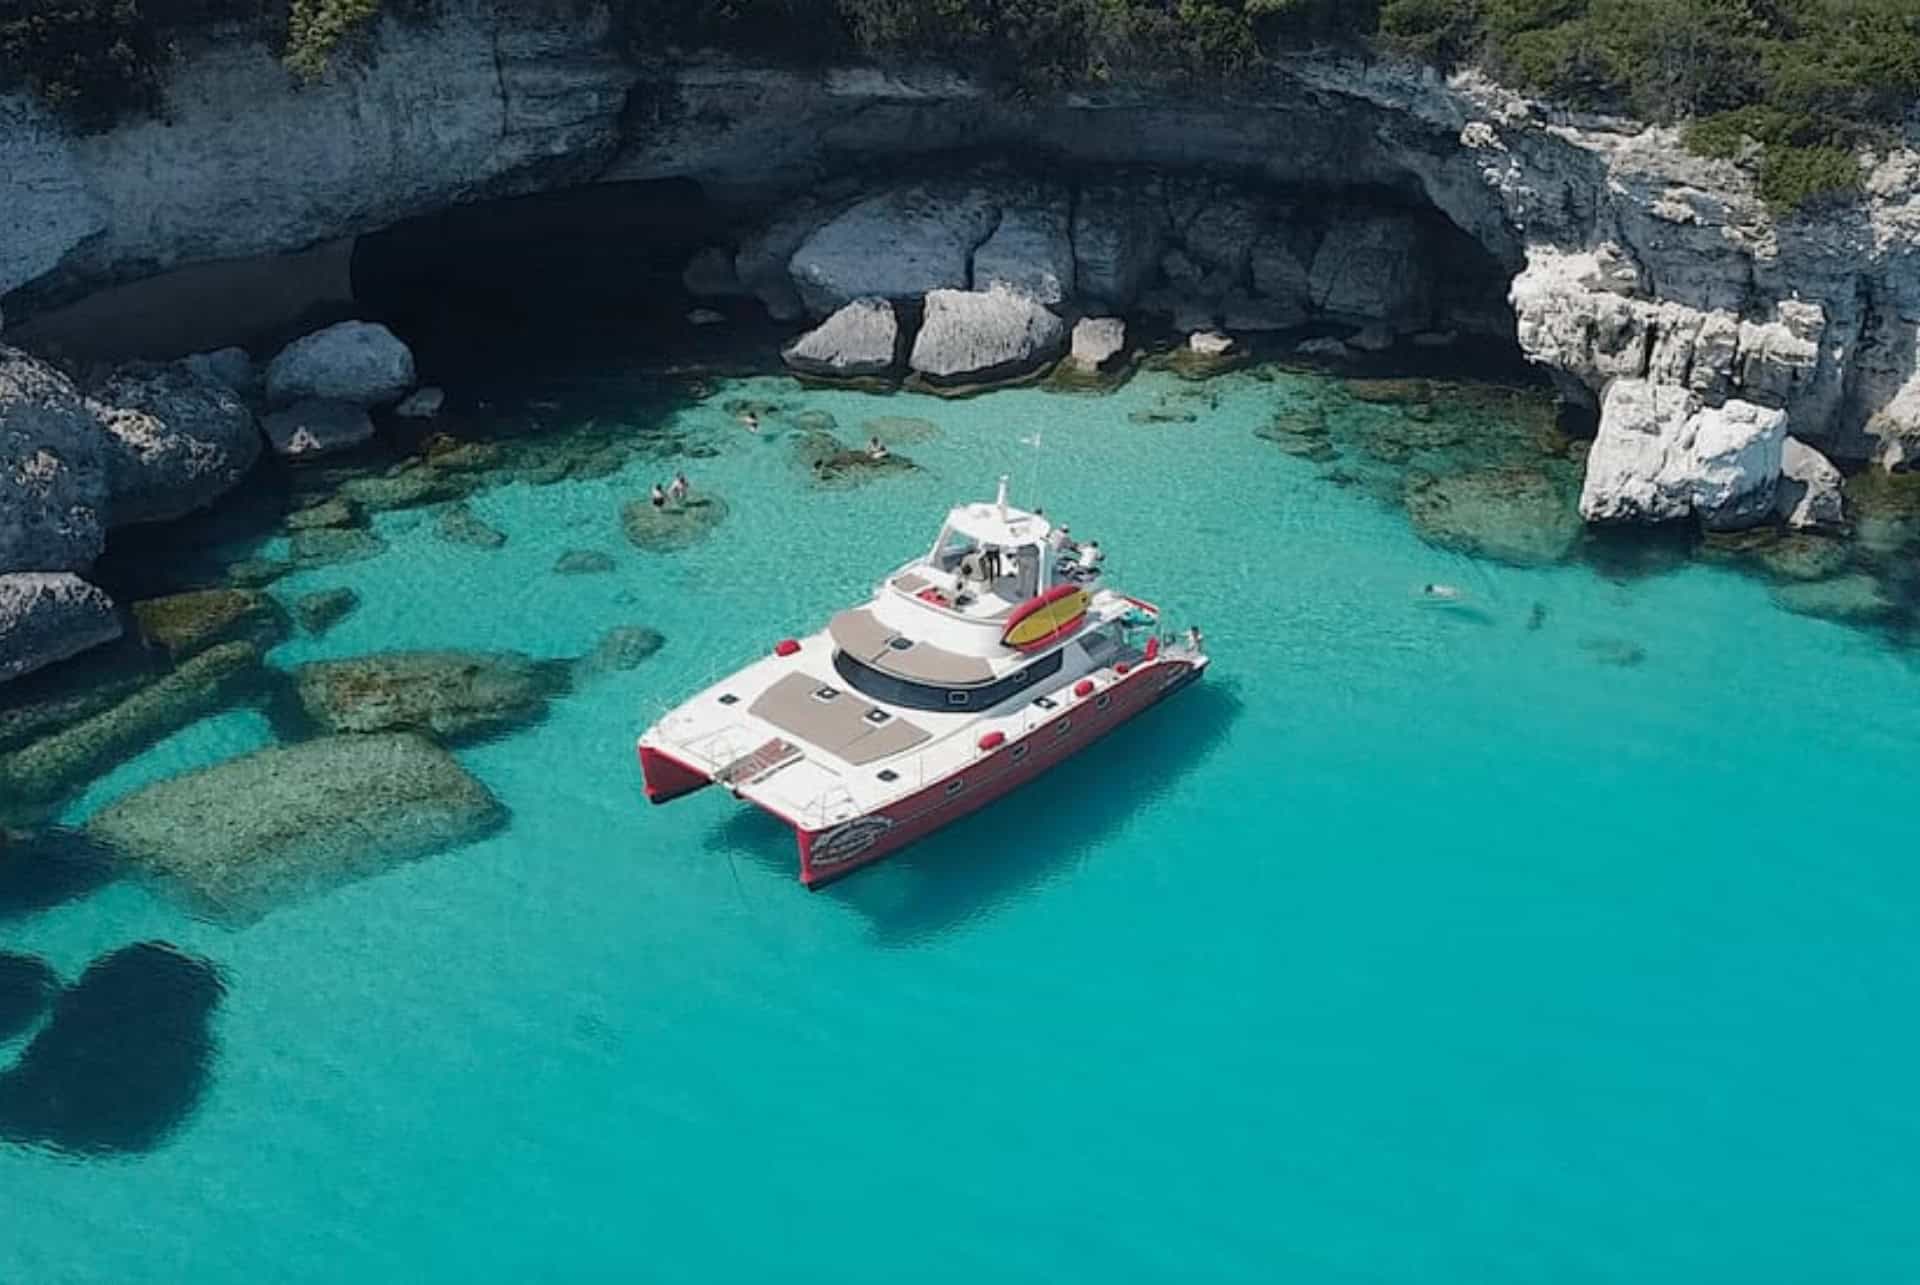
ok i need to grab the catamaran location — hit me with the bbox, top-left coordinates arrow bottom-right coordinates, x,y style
637,479 -> 1208,886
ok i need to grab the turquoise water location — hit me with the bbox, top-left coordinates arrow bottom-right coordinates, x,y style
6,367 -> 1920,1282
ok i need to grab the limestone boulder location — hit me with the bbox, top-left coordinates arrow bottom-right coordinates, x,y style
86,361 -> 261,526
971,185 -> 1075,305
781,297 -> 900,378
87,733 -> 506,924
1580,379 -> 1787,529
1072,180 -> 1166,310
622,493 -> 730,552
264,321 -> 416,408
131,588 -> 286,658
394,386 -> 446,419
262,399 -> 375,459
1865,376 -> 1920,470
1069,317 -> 1126,373
736,199 -> 841,321
787,184 -> 999,316
0,346 -> 107,573
293,650 -> 564,743
1774,436 -> 1847,532
1309,213 -> 1432,331
0,574 -> 120,685
908,286 -> 1065,384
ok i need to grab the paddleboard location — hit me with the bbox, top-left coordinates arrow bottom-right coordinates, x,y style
1000,585 -> 1090,652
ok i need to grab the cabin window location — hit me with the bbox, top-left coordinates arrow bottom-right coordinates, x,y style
832,648 -> 1064,714
1034,695 -> 1057,710
946,779 -> 965,796
877,769 -> 899,782
946,691 -> 971,707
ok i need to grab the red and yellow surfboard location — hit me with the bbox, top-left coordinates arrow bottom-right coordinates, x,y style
1000,584 -> 1090,652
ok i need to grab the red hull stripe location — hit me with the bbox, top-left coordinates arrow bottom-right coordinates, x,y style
795,657 -> 1202,886
638,744 -> 712,804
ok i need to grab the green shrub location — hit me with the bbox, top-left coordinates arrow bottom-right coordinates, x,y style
0,2 -> 169,131
284,0 -> 384,80
1756,141 -> 1862,210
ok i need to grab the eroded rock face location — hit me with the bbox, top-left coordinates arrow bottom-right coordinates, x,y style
781,297 -> 900,378
265,322 -> 416,408
971,183 -> 1075,304
0,574 -> 120,684
87,361 -> 261,526
909,286 -> 1064,383
87,735 -> 506,923
1581,379 -> 1787,529
788,184 -> 1000,316
1072,180 -> 1167,310
1309,213 -> 1432,331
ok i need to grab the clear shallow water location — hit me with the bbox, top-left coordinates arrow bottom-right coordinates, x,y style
6,367 -> 1920,1283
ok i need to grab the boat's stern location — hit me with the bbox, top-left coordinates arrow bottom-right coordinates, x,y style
636,739 -> 712,805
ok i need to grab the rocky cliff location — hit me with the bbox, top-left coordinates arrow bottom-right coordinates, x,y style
3,3 -> 1918,472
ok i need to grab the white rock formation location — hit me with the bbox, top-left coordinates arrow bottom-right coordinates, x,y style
909,286 -> 1064,382
0,573 -> 121,684
1581,379 -> 1788,528
781,297 -> 900,378
1069,317 -> 1125,372
1188,331 -> 1235,356
261,400 -> 375,459
1774,436 -> 1847,532
87,361 -> 261,525
265,322 -> 416,408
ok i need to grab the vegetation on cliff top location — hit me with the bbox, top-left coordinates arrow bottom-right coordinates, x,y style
3,0 -> 1915,211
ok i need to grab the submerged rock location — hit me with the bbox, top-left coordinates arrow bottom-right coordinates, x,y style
909,286 -> 1065,385
434,502 -> 507,549
1580,638 -> 1647,667
181,346 -> 257,398
1772,574 -> 1898,625
262,399 -> 375,459
265,320 -> 415,408
0,641 -> 263,823
553,550 -> 616,575
291,526 -> 388,569
781,297 -> 900,379
0,942 -> 224,1154
339,462 -> 468,512
1404,468 -> 1581,567
0,951 -> 58,1041
87,361 -> 261,526
862,416 -> 940,444
224,557 -> 295,588
0,574 -> 121,685
0,828 -> 122,920
621,494 -> 729,552
574,625 -> 665,680
88,736 -> 505,924
131,589 -> 286,658
294,588 -> 360,637
293,650 -> 562,742
284,495 -> 357,531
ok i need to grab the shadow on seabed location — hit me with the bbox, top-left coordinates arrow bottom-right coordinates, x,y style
705,678 -> 1244,946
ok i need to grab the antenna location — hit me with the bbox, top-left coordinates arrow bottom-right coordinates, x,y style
996,473 -> 1009,519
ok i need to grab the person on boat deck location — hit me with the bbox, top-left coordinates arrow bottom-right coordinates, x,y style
981,544 -> 1004,581
667,472 -> 689,504
1076,539 -> 1103,575
1048,524 -> 1072,555
649,482 -> 668,509
866,435 -> 890,460
1186,625 -> 1205,653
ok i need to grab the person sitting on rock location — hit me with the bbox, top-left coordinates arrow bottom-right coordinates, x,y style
668,472 -> 690,504
650,482 -> 668,510
866,435 -> 890,461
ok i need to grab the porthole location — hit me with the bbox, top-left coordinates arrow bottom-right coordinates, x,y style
1010,744 -> 1030,762
1096,694 -> 1111,711
1054,719 -> 1072,736
946,778 -> 966,796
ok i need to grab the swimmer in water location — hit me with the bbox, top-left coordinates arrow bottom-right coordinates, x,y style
1421,583 -> 1465,601
740,411 -> 760,433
